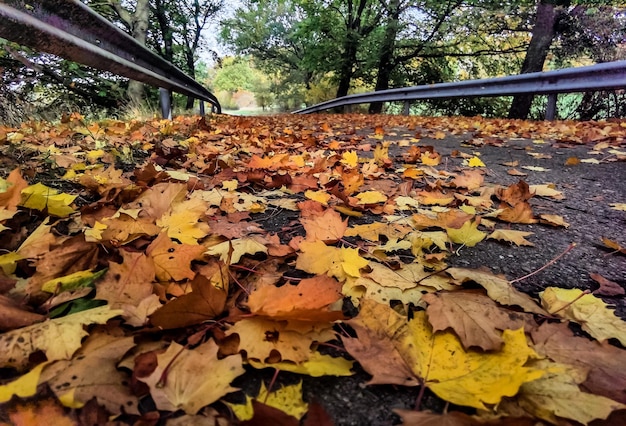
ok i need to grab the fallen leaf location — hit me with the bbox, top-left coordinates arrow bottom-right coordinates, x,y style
590,273 -> 625,296
20,183 -> 76,217
0,295 -> 45,331
531,321 -> 626,404
301,208 -> 347,243
229,381 -> 308,421
0,362 -> 49,402
447,268 -> 546,315
142,340 -> 244,414
343,301 -> 543,409
226,318 -> 335,363
239,400 -> 299,426
149,272 -> 227,329
38,330 -> 138,414
467,156 -> 486,167
247,275 -> 344,321
515,360 -> 625,425
0,305 -> 123,370
205,237 -> 268,264
296,240 -> 368,282
423,290 -> 530,351
446,220 -> 486,247
487,229 -> 534,246
540,287 -> 626,346
247,351 -> 353,377
146,232 -> 205,281
601,237 -> 626,254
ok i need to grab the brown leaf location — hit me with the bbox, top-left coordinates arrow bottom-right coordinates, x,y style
150,273 -> 226,329
146,232 -> 205,282
496,180 -> 533,206
0,295 -> 44,331
591,273 -> 625,296
423,290 -> 530,351
303,400 -> 335,426
531,322 -> 626,404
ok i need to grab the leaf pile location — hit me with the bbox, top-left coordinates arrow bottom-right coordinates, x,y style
0,113 -> 625,425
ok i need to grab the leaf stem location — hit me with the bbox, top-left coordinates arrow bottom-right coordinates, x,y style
157,344 -> 186,388
510,243 -> 576,284
415,380 -> 426,411
550,289 -> 591,315
265,368 -> 280,403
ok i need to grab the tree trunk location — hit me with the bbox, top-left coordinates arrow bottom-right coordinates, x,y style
126,0 -> 150,106
369,0 -> 401,114
508,0 -> 570,119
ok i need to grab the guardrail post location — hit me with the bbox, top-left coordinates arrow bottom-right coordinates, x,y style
545,93 -> 557,120
159,88 -> 172,119
199,100 -> 205,116
403,101 -> 411,116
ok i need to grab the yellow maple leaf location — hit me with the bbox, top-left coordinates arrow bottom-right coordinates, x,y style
296,240 -> 368,281
205,237 -> 268,264
228,382 -> 308,421
516,360 -> 626,424
341,150 -> 358,168
248,352 -> 354,377
157,198 -> 210,245
344,301 -> 543,409
409,312 -> 543,409
20,182 -> 76,217
0,361 -> 49,402
0,251 -> 24,275
420,151 -> 441,166
610,203 -> 626,212
445,220 -> 486,247
540,287 -> 626,346
0,306 -> 123,370
222,179 -> 238,191
355,190 -> 388,204
304,190 -> 331,206
467,156 -> 486,167
487,229 -> 534,246
143,340 -> 244,415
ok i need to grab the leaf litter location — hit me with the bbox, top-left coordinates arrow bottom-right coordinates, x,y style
0,113 -> 625,424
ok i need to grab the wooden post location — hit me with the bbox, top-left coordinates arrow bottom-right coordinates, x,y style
403,100 -> 410,116
160,88 -> 172,119
546,93 -> 557,120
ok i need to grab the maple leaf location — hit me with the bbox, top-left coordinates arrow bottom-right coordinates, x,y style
226,318 -> 335,363
301,208 -> 348,243
513,360 -> 625,424
0,295 -> 45,332
446,219 -> 486,247
0,305 -> 122,370
247,275 -> 344,321
38,330 -> 139,414
142,340 -> 244,414
304,190 -> 331,205
95,250 -> 158,326
531,321 -> 626,404
423,290 -> 531,351
590,272 -> 625,296
0,361 -> 49,403
156,197 -> 211,244
146,232 -> 205,281
0,168 -> 28,209
205,237 -> 268,264
229,381 -> 308,421
447,268 -> 546,315
343,300 -> 543,409
247,351 -> 354,377
149,273 -> 227,329
487,229 -> 534,246
20,182 -> 76,217
467,156 -> 486,167
540,287 -> 626,346
295,240 -> 368,282
0,392 -> 76,426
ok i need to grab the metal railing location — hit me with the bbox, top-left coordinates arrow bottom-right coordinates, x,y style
0,0 -> 221,117
295,61 -> 626,119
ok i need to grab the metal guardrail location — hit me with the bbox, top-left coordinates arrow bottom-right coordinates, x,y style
0,0 -> 221,117
295,61 -> 626,119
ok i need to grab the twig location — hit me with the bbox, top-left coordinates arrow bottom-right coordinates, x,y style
510,243 -> 576,284
551,289 -> 591,315
265,368 -> 281,403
